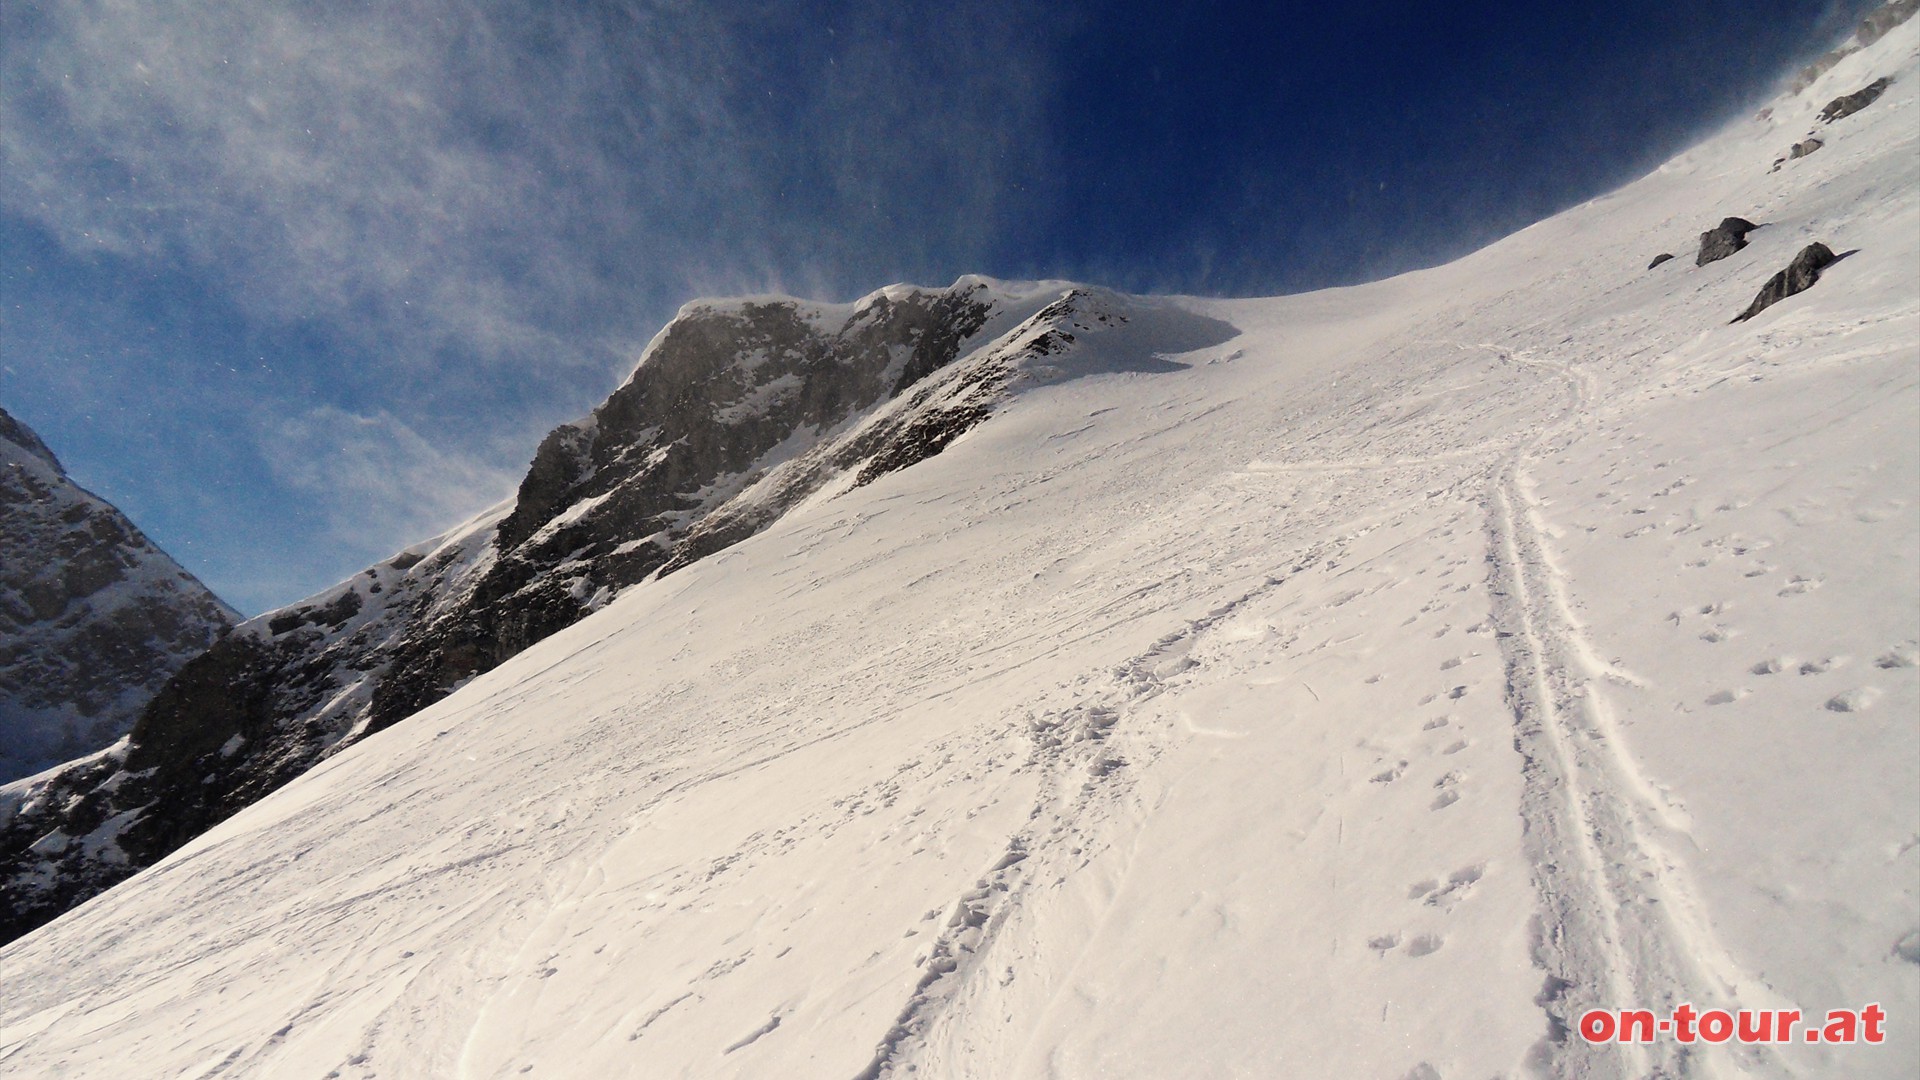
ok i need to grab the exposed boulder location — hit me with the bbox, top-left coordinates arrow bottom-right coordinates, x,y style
1820,77 -> 1893,123
1773,136 -> 1826,172
1647,253 -> 1675,270
1732,243 -> 1840,323
1696,217 -> 1761,267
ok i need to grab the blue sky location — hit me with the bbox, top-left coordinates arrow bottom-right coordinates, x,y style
0,0 -> 1870,614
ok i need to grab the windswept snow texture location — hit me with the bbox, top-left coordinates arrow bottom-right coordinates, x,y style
0,277 -> 1073,944
0,408 -> 236,783
4,23 -> 1919,1080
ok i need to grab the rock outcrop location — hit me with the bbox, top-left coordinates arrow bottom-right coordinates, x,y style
1791,136 -> 1826,159
0,279 -> 1234,945
1647,253 -> 1675,270
1859,0 -> 1920,44
1773,136 -> 1826,172
1696,217 -> 1761,267
1733,242 -> 1840,323
1820,76 -> 1894,122
0,408 -> 236,784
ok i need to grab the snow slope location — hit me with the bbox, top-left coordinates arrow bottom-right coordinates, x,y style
2,21 -> 1916,1080
0,276 -> 1074,946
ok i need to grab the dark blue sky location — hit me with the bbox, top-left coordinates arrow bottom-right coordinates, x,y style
0,0 -> 1870,613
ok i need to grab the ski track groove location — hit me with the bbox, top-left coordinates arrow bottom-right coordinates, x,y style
865,342 -> 1756,1079
852,579 -> 1283,1080
1483,351 -> 1785,1080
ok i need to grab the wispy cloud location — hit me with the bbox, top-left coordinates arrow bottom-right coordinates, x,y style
258,405 -> 521,562
1,0 -> 1051,608
1,1 -> 1049,365
5,2 -> 671,370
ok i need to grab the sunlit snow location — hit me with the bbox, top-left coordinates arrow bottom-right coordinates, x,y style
1,23 -> 1916,1080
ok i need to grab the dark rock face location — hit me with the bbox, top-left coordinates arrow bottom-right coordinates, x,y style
1696,217 -> 1761,267
370,282 -> 1007,729
0,410 -> 60,471
1733,243 -> 1840,323
0,408 -> 236,783
659,291 -> 1088,574
1820,77 -> 1894,123
1647,253 -> 1675,270
662,290 -> 1236,575
0,278 -> 1088,945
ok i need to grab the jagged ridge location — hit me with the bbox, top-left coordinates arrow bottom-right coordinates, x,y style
0,276 -> 1103,945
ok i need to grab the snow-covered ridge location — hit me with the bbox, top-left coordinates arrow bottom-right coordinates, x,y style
1,9 -> 1916,1076
0,276 -> 1094,945
661,288 -> 1239,572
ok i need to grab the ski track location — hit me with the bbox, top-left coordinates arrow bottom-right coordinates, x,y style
865,337 -> 1765,1079
4,28 -> 1915,1074
861,336 -> 1828,1079
852,595 -> 1254,1079
869,341 -> 1594,1078
1483,349 -> 1787,1080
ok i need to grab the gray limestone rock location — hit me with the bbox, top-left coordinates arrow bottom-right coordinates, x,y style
1732,242 -> 1840,323
0,279 -> 1076,945
1858,0 -> 1918,47
1790,136 -> 1825,159
1820,77 -> 1893,123
1774,137 -> 1825,172
1789,1 -> 1915,93
1696,217 -> 1760,267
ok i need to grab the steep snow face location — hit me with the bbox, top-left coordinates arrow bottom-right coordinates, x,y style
0,498 -> 511,944
0,408 -> 236,783
661,288 -> 1237,572
0,277 -> 1066,944
2,21 -> 1916,1080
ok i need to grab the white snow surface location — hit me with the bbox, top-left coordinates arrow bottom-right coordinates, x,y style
3,28 -> 1918,1080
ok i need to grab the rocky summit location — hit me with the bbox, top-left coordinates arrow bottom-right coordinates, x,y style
0,277 -> 1201,945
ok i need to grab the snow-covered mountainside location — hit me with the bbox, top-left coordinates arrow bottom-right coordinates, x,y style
0,407 -> 236,784
0,278 -> 1084,943
2,11 -> 1917,1080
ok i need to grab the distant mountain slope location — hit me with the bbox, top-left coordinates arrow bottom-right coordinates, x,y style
2,8 -> 1913,1079
0,407 -> 236,783
1,277 -> 1185,943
